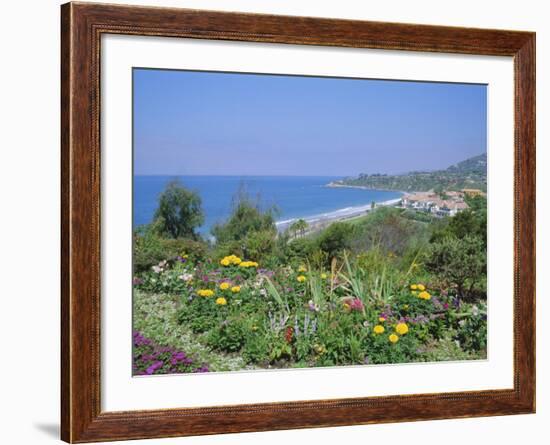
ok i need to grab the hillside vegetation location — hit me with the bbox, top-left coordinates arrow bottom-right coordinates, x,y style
334,153 -> 487,192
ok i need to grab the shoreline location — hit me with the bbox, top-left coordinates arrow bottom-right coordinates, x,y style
326,181 -> 410,195
275,195 -> 403,233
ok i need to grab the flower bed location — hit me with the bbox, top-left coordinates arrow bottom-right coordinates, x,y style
133,251 -> 487,372
133,330 -> 209,375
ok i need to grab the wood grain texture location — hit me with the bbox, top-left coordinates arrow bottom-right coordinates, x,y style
60,2 -> 536,442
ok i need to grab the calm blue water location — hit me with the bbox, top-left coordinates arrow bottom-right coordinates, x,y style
134,176 -> 402,234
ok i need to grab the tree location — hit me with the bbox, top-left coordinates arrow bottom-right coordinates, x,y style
211,188 -> 278,263
289,219 -> 308,238
430,206 -> 487,247
317,222 -> 355,260
425,235 -> 486,299
153,180 -> 204,239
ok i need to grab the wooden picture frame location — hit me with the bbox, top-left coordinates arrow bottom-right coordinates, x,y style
61,2 -> 535,442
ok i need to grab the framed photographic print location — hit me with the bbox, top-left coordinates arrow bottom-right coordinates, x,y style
61,2 -> 535,442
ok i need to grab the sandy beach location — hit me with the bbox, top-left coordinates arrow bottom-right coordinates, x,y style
276,196 -> 403,234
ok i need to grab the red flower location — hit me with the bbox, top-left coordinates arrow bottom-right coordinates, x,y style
285,326 -> 294,343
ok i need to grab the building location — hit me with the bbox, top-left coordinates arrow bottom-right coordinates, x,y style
462,188 -> 484,197
401,191 -> 469,217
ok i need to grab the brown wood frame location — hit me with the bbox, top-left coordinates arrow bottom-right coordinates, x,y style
61,2 -> 536,442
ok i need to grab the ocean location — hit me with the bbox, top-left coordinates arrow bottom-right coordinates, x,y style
133,176 -> 402,234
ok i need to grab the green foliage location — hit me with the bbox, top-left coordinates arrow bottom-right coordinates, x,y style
454,302 -> 487,351
206,317 -> 248,352
133,290 -> 247,372
211,189 -> 279,263
242,229 -> 277,262
178,295 -> 221,333
284,237 -> 316,261
316,222 -> 355,260
153,179 -> 204,239
212,190 -> 276,243
430,196 -> 487,246
425,235 -> 486,299
133,224 -> 207,273
353,207 -> 428,255
289,219 -> 308,237
339,153 -> 487,192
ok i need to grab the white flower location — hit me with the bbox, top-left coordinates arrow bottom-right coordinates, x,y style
178,272 -> 193,282
152,265 -> 163,273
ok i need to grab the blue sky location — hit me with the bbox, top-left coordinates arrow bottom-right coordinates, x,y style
133,68 -> 486,176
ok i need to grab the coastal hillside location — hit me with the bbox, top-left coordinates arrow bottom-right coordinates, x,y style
332,153 -> 487,192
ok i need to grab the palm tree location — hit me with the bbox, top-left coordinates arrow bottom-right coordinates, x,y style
289,218 -> 308,238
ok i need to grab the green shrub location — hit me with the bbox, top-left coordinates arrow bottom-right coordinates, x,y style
178,296 -> 221,334
242,331 -> 272,365
284,237 -> 316,261
153,179 -> 204,239
133,228 -> 207,273
454,302 -> 487,352
317,222 -> 355,260
211,189 -> 277,243
206,316 -> 248,352
426,235 -> 486,299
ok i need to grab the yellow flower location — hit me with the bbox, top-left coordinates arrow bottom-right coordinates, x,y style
314,344 -> 326,354
417,284 -> 426,291
297,275 -> 306,283
389,334 -> 399,343
219,282 -> 230,290
215,297 -> 227,305
418,291 -> 431,300
395,323 -> 409,335
298,265 -> 307,272
197,289 -> 214,297
221,255 -> 243,266
410,284 -> 418,290
403,304 -> 409,310
320,273 -> 328,279
343,303 -> 351,311
373,325 -> 385,334
239,260 -> 259,268
231,285 -> 241,293
378,317 -> 386,322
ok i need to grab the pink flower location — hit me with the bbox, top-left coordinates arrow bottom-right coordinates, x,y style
349,298 -> 364,311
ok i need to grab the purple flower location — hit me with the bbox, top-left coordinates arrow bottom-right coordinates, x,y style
173,352 -> 186,361
145,361 -> 164,375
